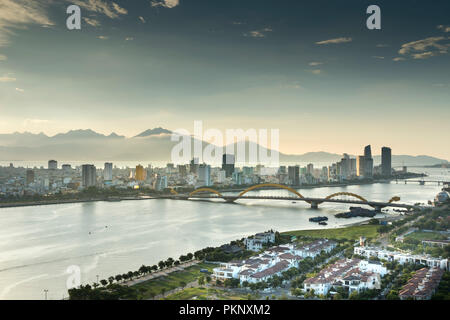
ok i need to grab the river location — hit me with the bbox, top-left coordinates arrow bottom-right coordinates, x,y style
0,168 -> 447,299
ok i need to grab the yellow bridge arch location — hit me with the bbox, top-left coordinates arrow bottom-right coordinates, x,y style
323,192 -> 369,203
237,183 -> 306,199
189,188 -> 224,198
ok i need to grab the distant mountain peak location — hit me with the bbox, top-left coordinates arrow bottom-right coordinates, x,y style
134,127 -> 172,138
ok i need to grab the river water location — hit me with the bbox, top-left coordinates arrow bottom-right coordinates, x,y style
0,168 -> 448,300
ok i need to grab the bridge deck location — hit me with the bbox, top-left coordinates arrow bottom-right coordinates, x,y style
173,195 -> 416,209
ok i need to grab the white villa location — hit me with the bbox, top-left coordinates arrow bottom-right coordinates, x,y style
244,231 -> 276,251
354,246 -> 449,270
213,239 -> 338,284
303,258 -> 387,295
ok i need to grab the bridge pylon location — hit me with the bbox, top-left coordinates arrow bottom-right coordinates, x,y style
310,201 -> 319,209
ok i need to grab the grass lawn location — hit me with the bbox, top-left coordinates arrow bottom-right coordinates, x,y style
164,287 -> 249,300
282,225 -> 379,240
405,231 -> 447,242
132,262 -> 216,299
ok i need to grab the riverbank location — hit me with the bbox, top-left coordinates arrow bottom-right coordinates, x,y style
0,173 -> 425,209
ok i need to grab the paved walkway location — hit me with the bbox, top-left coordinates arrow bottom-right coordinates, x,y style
122,260 -> 200,287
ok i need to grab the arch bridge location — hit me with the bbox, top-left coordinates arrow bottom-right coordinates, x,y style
174,184 -> 411,211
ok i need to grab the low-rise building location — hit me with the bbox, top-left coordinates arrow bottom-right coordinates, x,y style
303,258 -> 385,295
354,246 -> 448,270
399,267 -> 444,300
244,231 -> 276,251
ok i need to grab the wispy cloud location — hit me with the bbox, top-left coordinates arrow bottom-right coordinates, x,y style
0,74 -> 16,82
0,54 -> 7,61
71,0 -> 128,19
83,17 -> 101,27
376,44 -> 389,48
437,25 -> 450,33
398,36 -> 449,60
138,16 -> 146,23
151,0 -> 180,9
15,87 -> 24,93
308,69 -> 322,75
125,37 -> 134,41
392,57 -> 405,62
97,35 -> 109,40
308,62 -> 323,66
0,0 -> 53,47
243,27 -> 272,38
316,37 -> 352,45
372,56 -> 385,59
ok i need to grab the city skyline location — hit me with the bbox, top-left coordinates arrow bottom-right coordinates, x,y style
0,0 -> 449,158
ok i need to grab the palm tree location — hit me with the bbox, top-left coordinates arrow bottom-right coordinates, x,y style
100,279 -> 108,287
108,276 -> 115,285
158,261 -> 165,270
115,274 -> 123,283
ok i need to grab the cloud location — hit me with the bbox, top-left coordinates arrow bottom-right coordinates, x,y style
376,44 -> 389,48
151,0 -> 180,8
0,54 -> 6,61
308,62 -> 323,66
398,36 -> 449,59
23,119 -> 50,127
0,74 -> 16,82
0,0 -> 53,47
392,57 -> 405,61
112,2 -> 128,15
316,37 -> 352,45
138,16 -> 146,23
125,37 -> 134,41
308,69 -> 322,75
15,87 -> 24,92
372,56 -> 385,59
437,25 -> 450,33
97,35 -> 109,40
243,27 -> 272,38
71,0 -> 128,19
83,17 -> 101,27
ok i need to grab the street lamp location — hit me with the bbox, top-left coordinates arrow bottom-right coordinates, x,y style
44,289 -> 48,300
96,275 -> 99,284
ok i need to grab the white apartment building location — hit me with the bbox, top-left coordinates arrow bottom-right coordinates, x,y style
303,258 -> 385,295
244,231 -> 276,252
214,238 -> 337,284
354,246 -> 448,270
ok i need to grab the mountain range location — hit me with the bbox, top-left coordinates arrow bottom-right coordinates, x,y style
0,128 -> 448,166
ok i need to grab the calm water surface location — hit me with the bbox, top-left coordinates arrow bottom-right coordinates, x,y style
0,168 -> 447,299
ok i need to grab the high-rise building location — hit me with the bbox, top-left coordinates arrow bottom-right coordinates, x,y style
154,174 -> 168,191
62,164 -> 72,172
198,164 -> 211,186
306,163 -> 314,176
288,165 -> 300,185
381,147 -> 392,176
26,170 -> 35,185
178,165 -> 187,177
357,156 -> 365,177
363,145 -> 373,178
135,164 -> 146,181
222,154 -> 235,178
104,162 -> 113,181
81,164 -> 97,188
190,158 -> 199,174
48,160 -> 58,170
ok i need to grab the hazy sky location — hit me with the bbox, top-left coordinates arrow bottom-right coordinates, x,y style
0,0 -> 449,158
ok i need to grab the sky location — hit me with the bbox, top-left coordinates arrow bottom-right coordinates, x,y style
0,0 -> 449,159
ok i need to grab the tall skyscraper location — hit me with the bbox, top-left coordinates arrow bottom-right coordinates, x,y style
288,165 -> 300,186
190,158 -> 199,174
198,164 -> 211,186
363,145 -> 373,178
48,160 -> 57,170
222,154 -> 235,178
81,165 -> 97,188
356,156 -> 365,177
104,162 -> 113,181
135,164 -> 146,181
26,169 -> 35,185
381,147 -> 392,176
